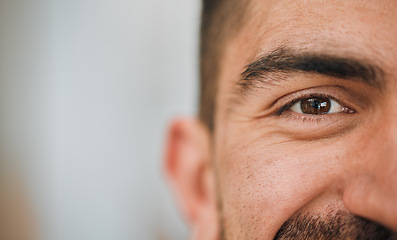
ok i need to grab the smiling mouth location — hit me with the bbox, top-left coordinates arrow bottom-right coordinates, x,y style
274,210 -> 396,240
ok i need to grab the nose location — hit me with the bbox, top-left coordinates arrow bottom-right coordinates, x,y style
343,112 -> 397,231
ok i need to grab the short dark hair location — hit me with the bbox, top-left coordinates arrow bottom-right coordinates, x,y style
199,0 -> 248,131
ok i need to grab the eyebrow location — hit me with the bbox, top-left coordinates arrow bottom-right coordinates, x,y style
238,48 -> 385,93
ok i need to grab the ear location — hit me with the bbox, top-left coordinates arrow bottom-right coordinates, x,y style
164,117 -> 219,240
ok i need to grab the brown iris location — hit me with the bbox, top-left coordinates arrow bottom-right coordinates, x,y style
300,97 -> 331,115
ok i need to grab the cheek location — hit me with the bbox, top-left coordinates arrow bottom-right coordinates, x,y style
215,137 -> 351,239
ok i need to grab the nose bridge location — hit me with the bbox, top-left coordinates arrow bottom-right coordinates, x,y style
363,112 -> 397,173
342,104 -> 397,230
377,104 -> 397,157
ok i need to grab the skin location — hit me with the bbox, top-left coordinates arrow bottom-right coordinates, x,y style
166,0 -> 397,239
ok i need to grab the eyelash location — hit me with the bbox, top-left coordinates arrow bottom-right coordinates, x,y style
274,93 -> 352,119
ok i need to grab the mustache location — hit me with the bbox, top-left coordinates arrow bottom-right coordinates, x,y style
274,210 -> 396,240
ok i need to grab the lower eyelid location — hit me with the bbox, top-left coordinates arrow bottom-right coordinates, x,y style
271,114 -> 358,141
277,111 -> 341,123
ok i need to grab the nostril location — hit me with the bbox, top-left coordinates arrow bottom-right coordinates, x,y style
342,176 -> 397,233
342,186 -> 360,215
342,177 -> 376,219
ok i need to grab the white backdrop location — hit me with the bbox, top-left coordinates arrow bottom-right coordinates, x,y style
0,0 -> 199,239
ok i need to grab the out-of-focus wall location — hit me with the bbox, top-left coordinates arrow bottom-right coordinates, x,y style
0,0 -> 199,239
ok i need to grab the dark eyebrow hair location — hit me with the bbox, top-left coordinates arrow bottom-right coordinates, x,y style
238,48 -> 385,92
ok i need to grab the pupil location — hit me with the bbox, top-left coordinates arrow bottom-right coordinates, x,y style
312,101 -> 320,109
301,97 -> 331,114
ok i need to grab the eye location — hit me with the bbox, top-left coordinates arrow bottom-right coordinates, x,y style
289,96 -> 349,115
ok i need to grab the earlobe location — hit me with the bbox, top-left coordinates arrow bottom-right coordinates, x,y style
164,117 -> 219,239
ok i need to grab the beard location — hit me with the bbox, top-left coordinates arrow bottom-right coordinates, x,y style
274,210 -> 396,240
220,210 -> 396,240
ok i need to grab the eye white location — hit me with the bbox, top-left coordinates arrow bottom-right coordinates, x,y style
290,98 -> 343,114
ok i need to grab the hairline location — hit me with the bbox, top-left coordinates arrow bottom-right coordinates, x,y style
199,0 -> 251,132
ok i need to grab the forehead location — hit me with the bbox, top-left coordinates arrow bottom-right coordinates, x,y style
256,0 -> 396,53
216,0 -> 397,117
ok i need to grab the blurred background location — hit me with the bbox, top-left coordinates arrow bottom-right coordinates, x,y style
0,0 -> 200,239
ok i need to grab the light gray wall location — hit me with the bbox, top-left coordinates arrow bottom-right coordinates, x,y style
0,0 -> 199,239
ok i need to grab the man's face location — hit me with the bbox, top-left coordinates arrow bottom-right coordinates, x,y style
212,0 -> 397,239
